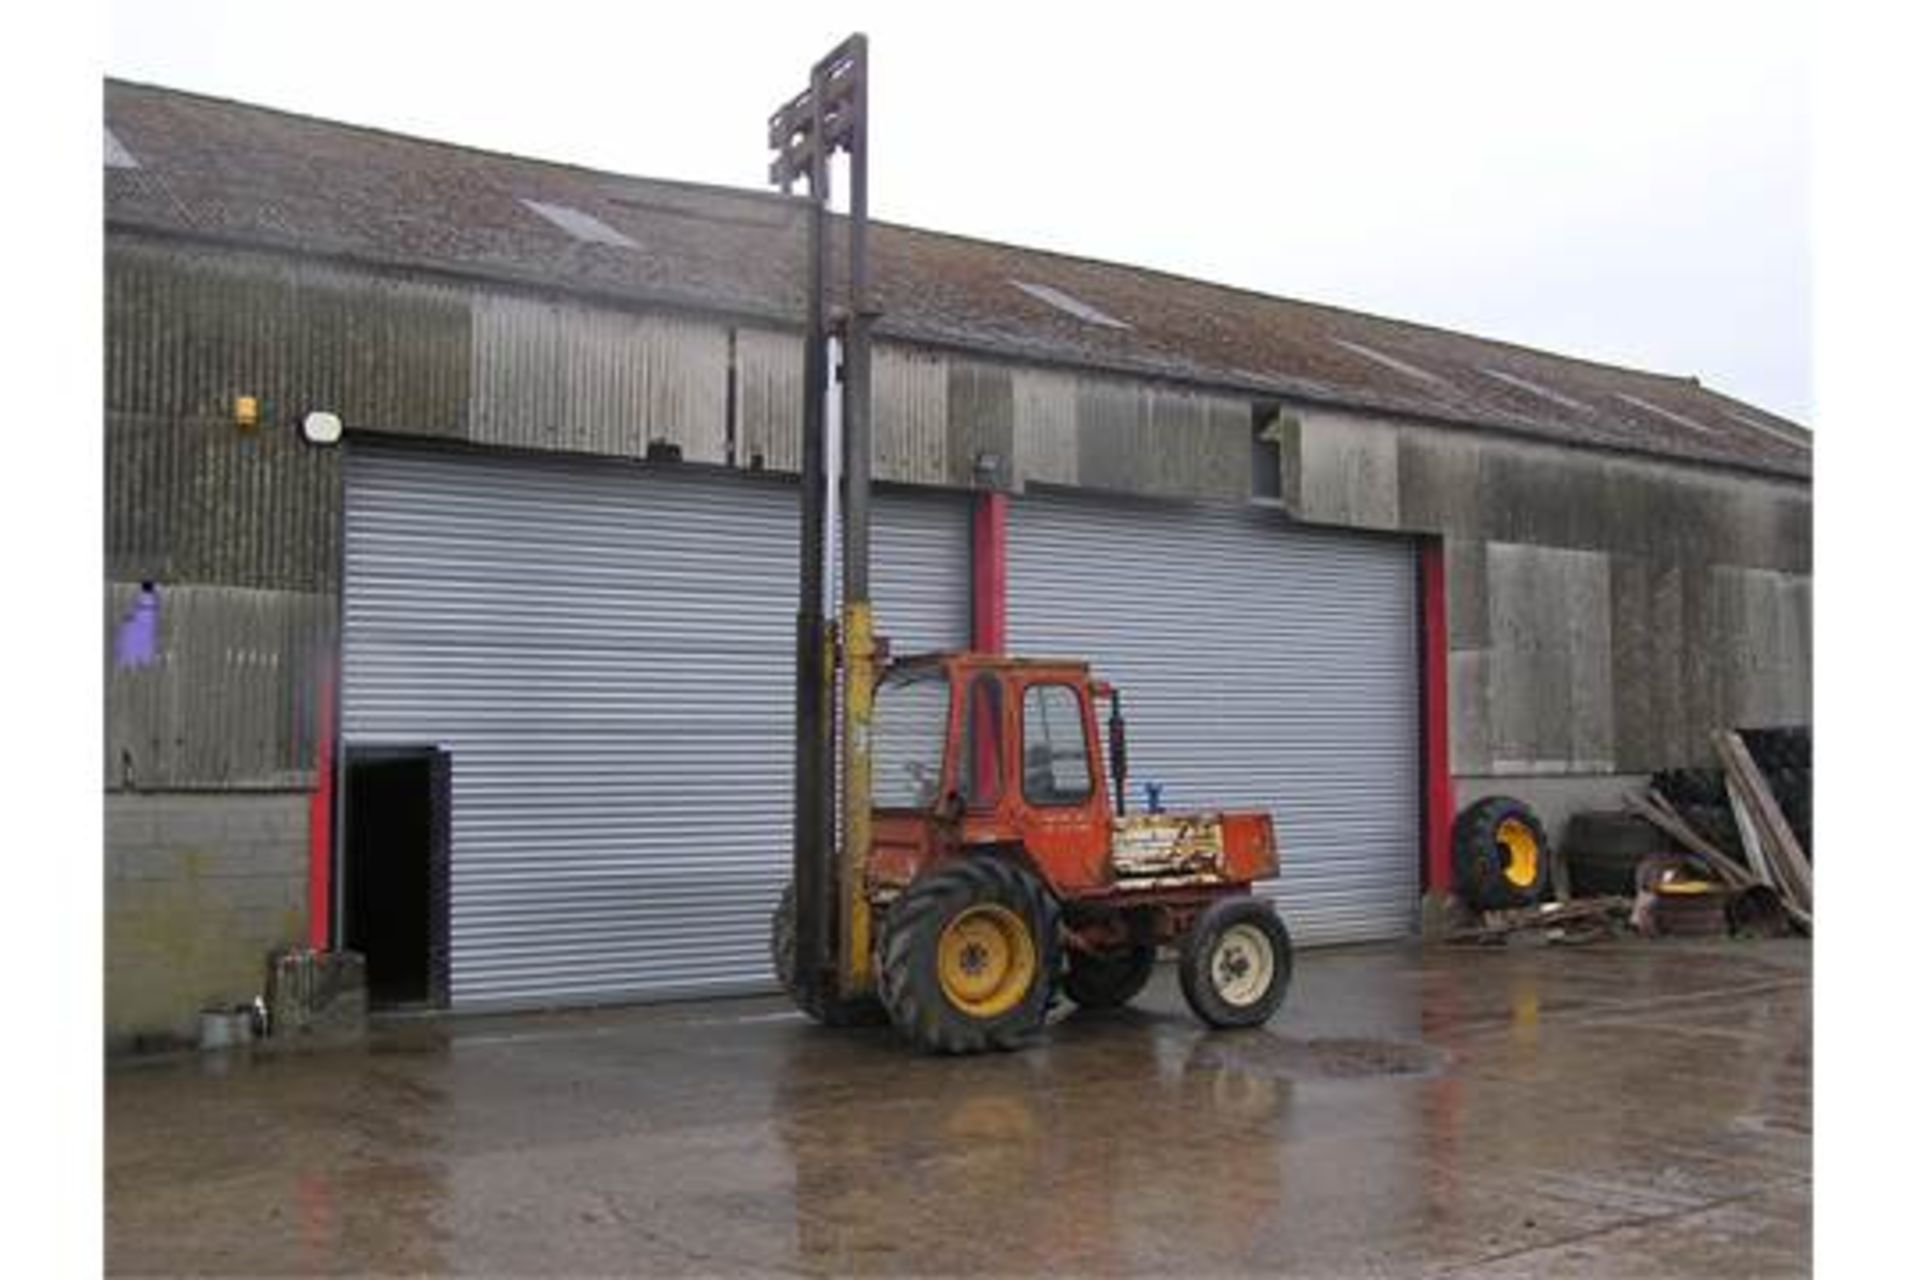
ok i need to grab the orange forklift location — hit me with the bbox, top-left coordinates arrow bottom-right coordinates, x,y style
767,38 -> 1292,1053
773,653 -> 1293,1053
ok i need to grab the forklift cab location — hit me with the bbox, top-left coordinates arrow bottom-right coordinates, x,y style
868,653 -> 1134,896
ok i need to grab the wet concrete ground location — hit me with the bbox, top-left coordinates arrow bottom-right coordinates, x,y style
106,939 -> 1810,1276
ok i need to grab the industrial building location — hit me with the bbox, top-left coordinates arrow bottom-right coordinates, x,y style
102,80 -> 1811,1048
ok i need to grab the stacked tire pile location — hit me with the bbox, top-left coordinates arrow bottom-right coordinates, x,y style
1647,767 -> 1742,862
1740,727 -> 1812,860
1561,810 -> 1667,899
1649,725 -> 1812,865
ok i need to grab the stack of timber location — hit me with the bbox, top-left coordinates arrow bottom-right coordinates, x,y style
1710,729 -> 1814,923
1650,727 -> 1812,867
1622,732 -> 1811,936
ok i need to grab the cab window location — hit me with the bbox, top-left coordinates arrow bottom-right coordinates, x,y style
873,668 -> 950,809
961,674 -> 1004,810
1022,683 -> 1092,805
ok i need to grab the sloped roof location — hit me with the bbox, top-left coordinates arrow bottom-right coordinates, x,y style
104,79 -> 1811,480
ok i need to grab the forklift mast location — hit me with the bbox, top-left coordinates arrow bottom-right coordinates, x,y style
769,35 -> 876,1008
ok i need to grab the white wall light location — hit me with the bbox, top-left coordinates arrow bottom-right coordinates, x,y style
300,411 -> 344,446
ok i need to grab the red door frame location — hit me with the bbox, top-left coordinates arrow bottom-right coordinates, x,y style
306,658 -> 335,949
971,492 -> 1008,654
1419,540 -> 1454,896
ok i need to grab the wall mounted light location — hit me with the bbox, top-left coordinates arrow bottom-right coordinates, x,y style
300,411 -> 343,447
972,450 -> 1007,489
233,395 -> 260,431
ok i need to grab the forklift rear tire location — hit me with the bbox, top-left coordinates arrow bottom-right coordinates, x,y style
1178,897 -> 1292,1030
1063,945 -> 1157,1011
771,883 -> 888,1028
878,858 -> 1060,1054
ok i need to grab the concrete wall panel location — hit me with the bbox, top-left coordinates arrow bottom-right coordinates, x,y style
1294,408 -> 1401,530
1715,565 -> 1816,730
1445,538 -> 1490,650
1566,554 -> 1614,771
1449,648 -> 1493,775
1646,561 -> 1688,766
1199,398 -> 1255,501
1607,555 -> 1655,773
1397,430 -> 1484,537
1485,543 -> 1611,774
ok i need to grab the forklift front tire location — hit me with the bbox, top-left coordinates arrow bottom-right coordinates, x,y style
878,858 -> 1060,1054
1178,896 -> 1292,1029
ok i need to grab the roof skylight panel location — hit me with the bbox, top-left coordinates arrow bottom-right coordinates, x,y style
1478,366 -> 1589,412
1009,280 -> 1129,329
105,127 -> 139,169
1329,338 -> 1450,387
520,198 -> 638,248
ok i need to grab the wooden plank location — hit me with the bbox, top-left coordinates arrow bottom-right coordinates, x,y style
1713,730 -> 1813,910
1623,791 -> 1756,888
1723,782 -> 1778,890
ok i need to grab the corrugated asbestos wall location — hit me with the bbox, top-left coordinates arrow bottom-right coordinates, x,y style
105,582 -> 334,789
871,342 -> 1253,497
1274,406 -> 1813,772
104,232 -> 1813,803
103,237 -> 1271,788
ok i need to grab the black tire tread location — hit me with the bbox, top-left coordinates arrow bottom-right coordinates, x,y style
770,883 -> 888,1028
1564,810 -> 1666,859
877,857 -> 1060,1054
1177,896 -> 1292,1030
1063,944 -> 1156,1011
1452,796 -> 1550,911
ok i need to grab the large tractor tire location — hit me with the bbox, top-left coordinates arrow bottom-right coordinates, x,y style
878,858 -> 1060,1054
1564,809 -> 1667,898
1063,944 -> 1157,1011
1453,796 -> 1550,911
1178,896 -> 1292,1030
770,883 -> 888,1028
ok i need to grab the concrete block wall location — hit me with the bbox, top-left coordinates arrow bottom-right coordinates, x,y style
105,792 -> 309,1051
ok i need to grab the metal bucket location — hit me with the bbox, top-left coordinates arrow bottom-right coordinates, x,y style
199,1006 -> 254,1050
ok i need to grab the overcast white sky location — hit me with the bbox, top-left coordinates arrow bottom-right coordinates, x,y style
105,0 -> 1810,421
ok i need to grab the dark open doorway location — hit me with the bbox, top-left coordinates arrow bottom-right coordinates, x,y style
343,746 -> 450,1009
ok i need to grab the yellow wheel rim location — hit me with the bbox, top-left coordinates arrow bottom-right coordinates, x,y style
937,904 -> 1037,1018
1496,818 -> 1539,888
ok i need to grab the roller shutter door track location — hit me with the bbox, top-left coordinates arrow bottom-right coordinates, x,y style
1007,494 -> 1419,945
342,443 -> 969,1008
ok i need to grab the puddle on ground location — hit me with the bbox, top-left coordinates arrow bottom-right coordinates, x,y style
1193,1035 -> 1447,1081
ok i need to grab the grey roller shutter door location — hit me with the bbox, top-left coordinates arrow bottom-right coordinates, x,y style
1007,494 -> 1418,945
342,444 -> 967,1008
